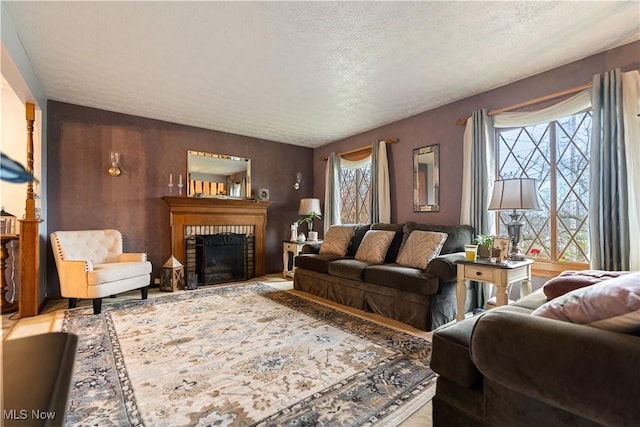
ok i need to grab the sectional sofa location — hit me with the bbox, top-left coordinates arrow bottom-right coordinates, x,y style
430,270 -> 640,426
293,222 -> 476,331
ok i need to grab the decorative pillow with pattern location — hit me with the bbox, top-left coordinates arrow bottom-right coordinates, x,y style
319,225 -> 355,257
354,230 -> 396,264
396,230 -> 448,270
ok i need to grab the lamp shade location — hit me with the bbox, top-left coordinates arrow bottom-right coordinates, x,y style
298,198 -> 322,215
488,178 -> 541,211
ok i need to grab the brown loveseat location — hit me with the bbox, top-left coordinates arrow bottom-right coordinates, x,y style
430,273 -> 640,427
293,222 -> 476,331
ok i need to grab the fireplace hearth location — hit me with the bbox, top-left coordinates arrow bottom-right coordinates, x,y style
185,233 -> 254,286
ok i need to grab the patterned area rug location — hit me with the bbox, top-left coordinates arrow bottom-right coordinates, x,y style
62,283 -> 435,426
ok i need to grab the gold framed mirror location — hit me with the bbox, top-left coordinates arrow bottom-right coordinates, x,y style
187,150 -> 251,198
413,144 -> 440,212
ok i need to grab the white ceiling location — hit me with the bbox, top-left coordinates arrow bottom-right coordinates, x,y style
4,1 -> 639,148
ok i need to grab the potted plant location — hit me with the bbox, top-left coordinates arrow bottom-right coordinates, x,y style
296,211 -> 322,240
474,234 -> 495,258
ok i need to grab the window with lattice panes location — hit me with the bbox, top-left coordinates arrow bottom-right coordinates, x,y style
495,110 -> 591,264
339,162 -> 371,224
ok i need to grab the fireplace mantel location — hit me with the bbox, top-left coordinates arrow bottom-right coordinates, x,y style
162,196 -> 272,276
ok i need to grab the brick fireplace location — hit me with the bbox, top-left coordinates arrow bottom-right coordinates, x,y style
162,197 -> 272,278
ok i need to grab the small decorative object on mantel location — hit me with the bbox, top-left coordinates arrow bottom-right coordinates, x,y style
168,173 -> 174,195
258,188 -> 270,201
177,174 -> 183,196
160,256 -> 184,292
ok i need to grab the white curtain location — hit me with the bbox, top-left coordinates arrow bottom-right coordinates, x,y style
323,152 -> 341,231
492,90 -> 592,128
622,70 -> 640,270
370,140 -> 391,223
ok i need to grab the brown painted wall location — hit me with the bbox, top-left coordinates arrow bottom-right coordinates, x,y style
45,41 -> 639,298
46,102 -> 314,296
312,41 -> 640,230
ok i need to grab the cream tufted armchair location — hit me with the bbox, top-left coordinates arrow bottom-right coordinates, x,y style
51,229 -> 152,314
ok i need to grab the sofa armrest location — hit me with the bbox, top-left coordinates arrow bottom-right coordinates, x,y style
470,310 -> 640,427
118,253 -> 148,262
3,332 -> 78,427
426,252 -> 464,281
301,242 -> 322,254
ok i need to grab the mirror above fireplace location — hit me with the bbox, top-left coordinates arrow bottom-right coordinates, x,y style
187,150 -> 251,198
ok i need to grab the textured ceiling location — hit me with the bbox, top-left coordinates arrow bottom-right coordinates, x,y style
3,1 -> 639,147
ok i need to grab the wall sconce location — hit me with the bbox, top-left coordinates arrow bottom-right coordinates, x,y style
108,151 -> 121,176
293,172 -> 301,190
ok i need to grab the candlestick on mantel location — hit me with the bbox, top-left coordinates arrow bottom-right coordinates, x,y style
179,174 -> 182,186
169,173 -> 173,185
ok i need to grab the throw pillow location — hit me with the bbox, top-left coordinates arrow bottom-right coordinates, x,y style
354,230 -> 396,264
319,225 -> 355,257
531,272 -> 640,333
396,230 -> 448,270
542,270 -> 631,300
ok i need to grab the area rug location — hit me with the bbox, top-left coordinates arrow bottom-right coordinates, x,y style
62,283 -> 435,426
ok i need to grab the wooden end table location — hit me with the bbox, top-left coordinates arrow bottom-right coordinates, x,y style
456,258 -> 534,321
282,240 -> 308,278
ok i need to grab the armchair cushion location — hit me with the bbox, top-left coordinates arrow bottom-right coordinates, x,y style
88,262 -> 152,286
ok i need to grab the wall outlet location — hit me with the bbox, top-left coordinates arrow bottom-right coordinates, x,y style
153,278 -> 160,285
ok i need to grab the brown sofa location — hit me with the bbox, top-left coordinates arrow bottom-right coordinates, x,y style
293,222 -> 477,331
430,288 -> 640,427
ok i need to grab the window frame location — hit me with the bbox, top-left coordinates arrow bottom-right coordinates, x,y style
494,111 -> 592,277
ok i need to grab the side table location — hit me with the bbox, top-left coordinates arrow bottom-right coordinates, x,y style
282,241 -> 308,278
456,258 -> 533,321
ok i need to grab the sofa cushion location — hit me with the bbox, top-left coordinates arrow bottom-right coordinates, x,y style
295,253 -> 343,274
396,230 -> 448,270
354,230 -> 396,264
328,259 -> 374,281
532,272 -> 640,333
370,223 -> 404,262
364,263 -> 440,296
319,225 -> 355,257
403,222 -> 473,255
542,270 -> 631,300
346,224 -> 372,256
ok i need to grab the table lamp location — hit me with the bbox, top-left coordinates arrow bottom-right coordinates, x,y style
488,178 -> 541,260
298,198 -> 322,241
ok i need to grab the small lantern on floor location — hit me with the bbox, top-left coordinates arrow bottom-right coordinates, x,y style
0,209 -> 17,234
160,256 -> 184,292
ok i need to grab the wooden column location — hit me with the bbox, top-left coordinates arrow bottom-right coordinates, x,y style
18,102 -> 40,318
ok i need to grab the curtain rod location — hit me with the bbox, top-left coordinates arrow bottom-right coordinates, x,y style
454,82 -> 592,126
320,138 -> 399,161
